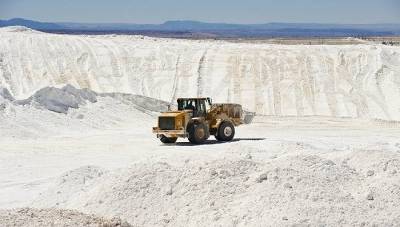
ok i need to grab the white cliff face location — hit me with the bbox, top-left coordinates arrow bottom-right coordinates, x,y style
1,27 -> 399,120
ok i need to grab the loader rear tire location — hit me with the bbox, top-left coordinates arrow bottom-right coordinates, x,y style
187,122 -> 207,144
160,135 -> 177,144
216,121 -> 235,141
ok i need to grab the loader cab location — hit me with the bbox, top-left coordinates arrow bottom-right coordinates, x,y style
177,98 -> 212,118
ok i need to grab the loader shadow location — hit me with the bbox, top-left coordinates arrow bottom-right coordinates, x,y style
172,137 -> 265,146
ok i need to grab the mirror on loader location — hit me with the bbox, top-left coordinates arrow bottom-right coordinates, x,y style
207,97 -> 212,105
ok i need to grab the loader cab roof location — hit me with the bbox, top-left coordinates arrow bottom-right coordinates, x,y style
177,97 -> 212,105
177,97 -> 210,101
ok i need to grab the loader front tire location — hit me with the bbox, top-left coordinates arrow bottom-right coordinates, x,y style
160,135 -> 177,144
187,122 -> 207,144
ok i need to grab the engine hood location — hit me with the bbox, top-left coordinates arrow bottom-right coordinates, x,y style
159,111 -> 186,117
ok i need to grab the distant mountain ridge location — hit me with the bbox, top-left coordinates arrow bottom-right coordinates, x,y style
0,18 -> 66,30
1,18 -> 400,37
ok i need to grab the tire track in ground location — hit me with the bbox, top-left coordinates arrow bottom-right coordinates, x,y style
361,47 -> 392,120
48,36 -> 69,85
0,38 -> 12,92
271,52 -> 281,116
91,37 -> 124,93
196,49 -> 208,97
55,36 -> 82,87
372,65 -> 391,119
233,54 -> 243,104
146,48 -> 174,99
139,52 -> 157,97
171,48 -> 196,99
75,36 -> 103,90
38,37 -> 60,84
0,52 -> 12,93
74,49 -> 90,88
208,49 -> 233,101
108,38 -> 138,94
223,53 -> 241,103
321,50 -> 338,117
115,42 -> 133,93
170,54 -> 181,103
18,35 -> 35,95
203,46 -> 218,98
93,38 -> 123,92
260,53 -> 273,115
302,55 -> 316,115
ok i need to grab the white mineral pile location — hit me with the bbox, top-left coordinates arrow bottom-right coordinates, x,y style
1,26 -> 400,120
32,153 -> 400,226
0,207 -> 131,227
0,84 -> 168,138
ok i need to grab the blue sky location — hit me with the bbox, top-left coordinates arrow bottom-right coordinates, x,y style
1,0 -> 399,24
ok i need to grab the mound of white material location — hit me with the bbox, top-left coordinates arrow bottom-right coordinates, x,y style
102,92 -> 170,113
16,84 -> 98,113
34,150 -> 400,226
0,94 -> 157,139
35,166 -> 108,208
0,208 -> 131,227
0,84 -> 174,138
0,27 -> 399,120
0,87 -> 14,101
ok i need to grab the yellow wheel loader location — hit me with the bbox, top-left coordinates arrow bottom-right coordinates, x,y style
152,97 -> 244,144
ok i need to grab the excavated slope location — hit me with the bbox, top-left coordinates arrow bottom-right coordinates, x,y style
1,27 -> 399,120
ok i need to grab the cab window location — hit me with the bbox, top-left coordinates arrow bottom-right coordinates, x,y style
178,100 -> 195,111
196,100 -> 206,117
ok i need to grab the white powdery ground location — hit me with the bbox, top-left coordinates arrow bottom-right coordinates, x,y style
1,93 -> 400,226
0,26 -> 400,120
